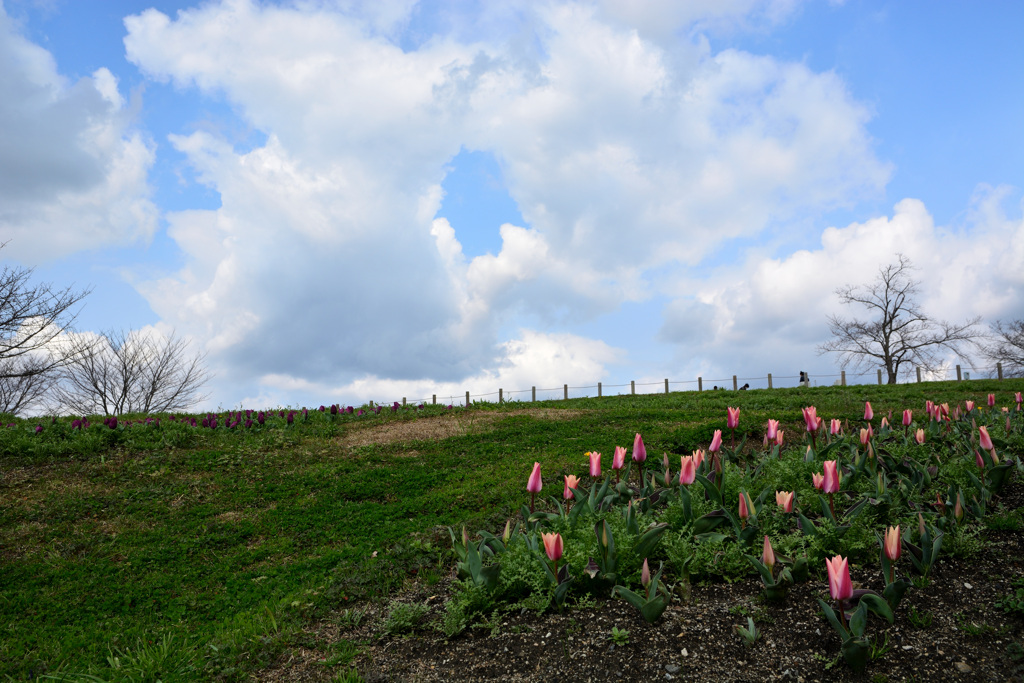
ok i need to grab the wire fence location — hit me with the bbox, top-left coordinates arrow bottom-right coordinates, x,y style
377,362 -> 1016,408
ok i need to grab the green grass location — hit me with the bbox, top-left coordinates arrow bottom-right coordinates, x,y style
1,379 -> 1022,679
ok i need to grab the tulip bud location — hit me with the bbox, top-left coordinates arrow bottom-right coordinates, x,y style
830,418 -> 842,436
766,419 -> 779,440
864,402 -> 873,421
709,429 -> 723,453
632,433 -> 647,463
914,428 -> 926,445
564,475 -> 580,500
775,430 -> 784,446
918,512 -> 926,538
612,446 -> 626,471
692,449 -> 705,469
903,409 -> 913,427
881,417 -> 889,429
812,473 -> 824,490
954,495 -> 964,521
503,519 -> 512,543
641,558 -> 651,587
542,532 -> 563,563
822,461 -> 840,494
884,525 -> 901,561
527,462 -> 543,493
802,406 -> 818,432
860,428 -> 871,446
979,426 -> 994,451
976,450 -> 986,469
727,407 -> 740,429
775,490 -> 794,513
738,492 -> 750,520
679,455 -> 696,485
965,401 -> 975,412
825,555 -> 852,602
462,526 -> 469,548
587,451 -> 602,478
762,536 -> 776,571
988,393 -> 996,408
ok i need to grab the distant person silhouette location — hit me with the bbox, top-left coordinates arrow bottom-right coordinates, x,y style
799,371 -> 810,388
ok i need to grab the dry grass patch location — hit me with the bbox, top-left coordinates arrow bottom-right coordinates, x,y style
340,408 -> 593,448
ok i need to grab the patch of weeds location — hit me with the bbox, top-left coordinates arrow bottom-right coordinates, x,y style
871,675 -> 889,683
907,606 -> 933,629
995,577 -> 1024,616
812,652 -> 842,671
608,627 -> 630,645
870,633 -> 893,660
322,639 -> 360,668
944,524 -> 983,558
955,612 -> 994,637
382,601 -> 430,636
985,508 -> 1024,532
336,607 -> 368,630
735,617 -> 760,647
40,633 -> 201,682
332,667 -> 364,683
911,575 -> 931,589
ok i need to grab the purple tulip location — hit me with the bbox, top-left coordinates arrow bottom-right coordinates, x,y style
257,412 -> 265,425
34,425 -> 42,434
346,406 -> 354,414
245,419 -> 253,428
330,404 -> 338,415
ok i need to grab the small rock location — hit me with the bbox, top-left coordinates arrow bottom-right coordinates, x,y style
964,582 -> 973,589
681,648 -> 688,657
955,662 -> 972,673
666,664 -> 680,674
902,645 -> 913,651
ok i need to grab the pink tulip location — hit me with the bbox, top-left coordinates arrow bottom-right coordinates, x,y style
976,449 -> 986,469
1015,391 -> 1022,406
776,490 -> 794,513
587,451 -> 602,478
822,460 -> 840,494
802,406 -> 818,432
812,473 -> 824,490
641,558 -> 651,587
954,495 -> 964,521
817,416 -> 825,431
940,403 -> 950,419
864,402 -> 873,421
692,449 -> 705,469
925,400 -> 934,418
884,525 -> 901,561
766,419 -> 779,440
679,455 -> 696,485
859,427 -> 871,446
542,532 -> 563,562
527,462 -> 543,493
965,400 -> 975,412
709,429 -> 723,453
775,430 -> 784,446
564,475 -> 580,500
988,393 -> 996,408
825,555 -> 853,601
903,409 -> 913,426
727,407 -> 740,429
632,433 -> 647,463
738,492 -> 750,520
612,446 -> 626,470
762,535 -> 776,570
979,426 -> 994,451
914,428 -> 925,445
880,416 -> 889,429
830,419 -> 842,436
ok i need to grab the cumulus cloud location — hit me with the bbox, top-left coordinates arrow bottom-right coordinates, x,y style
119,0 -> 898,405
659,186 -> 1024,381
0,6 -> 157,262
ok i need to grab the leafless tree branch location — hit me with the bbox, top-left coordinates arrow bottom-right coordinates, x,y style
817,255 -> 983,383
984,320 -> 1024,377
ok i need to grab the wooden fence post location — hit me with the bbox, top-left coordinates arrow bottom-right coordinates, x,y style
564,384 -> 568,400
432,394 -> 436,405
841,371 -> 846,386
998,362 -> 1004,380
631,381 -> 635,395
767,373 -> 772,389
698,377 -> 703,392
664,378 -> 669,394
402,397 -> 406,406
916,367 -> 922,383
532,386 -> 536,402
465,391 -> 470,407
598,382 -> 602,397
732,375 -> 738,391
956,365 -> 962,381
499,389 -> 503,403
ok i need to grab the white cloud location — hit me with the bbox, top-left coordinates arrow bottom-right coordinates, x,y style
659,186 -> 1024,381
0,6 -> 157,262
119,0 -> 900,405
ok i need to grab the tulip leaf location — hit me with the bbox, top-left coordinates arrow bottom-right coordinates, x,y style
848,601 -> 868,637
841,636 -> 871,673
632,523 -> 668,560
640,596 -> 668,624
797,513 -> 818,537
816,598 -> 849,640
693,510 -> 728,535
613,586 -> 646,612
745,556 -> 775,586
695,474 -> 723,506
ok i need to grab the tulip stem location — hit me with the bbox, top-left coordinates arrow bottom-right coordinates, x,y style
530,492 -> 535,514
828,493 -> 836,520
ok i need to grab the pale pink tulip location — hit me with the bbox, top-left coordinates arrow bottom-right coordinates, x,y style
802,406 -> 818,432
727,407 -> 740,429
914,429 -> 925,445
632,433 -> 647,463
692,449 -> 705,469
542,532 -> 563,562
641,558 -> 651,587
988,393 -> 996,408
864,402 -> 873,421
766,419 -> 779,440
859,427 -> 871,446
884,525 -> 901,561
775,430 -> 784,446
775,490 -> 794,513
965,401 -> 975,412
825,555 -> 852,601
822,460 -> 840,494
902,409 -> 913,427
812,473 -> 824,490
976,450 -> 986,469
612,446 -> 626,471
762,535 -> 776,570
527,462 -> 543,493
587,451 -> 602,478
830,419 -> 842,436
979,426 -> 994,451
679,456 -> 696,485
709,429 -> 723,453
881,417 -> 889,429
1015,391 -> 1022,406
564,475 -> 580,500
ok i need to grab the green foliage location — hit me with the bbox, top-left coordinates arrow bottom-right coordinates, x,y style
996,577 -> 1024,616
608,626 -> 630,645
382,601 -> 430,636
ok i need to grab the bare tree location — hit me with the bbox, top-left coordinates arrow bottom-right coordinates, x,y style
0,246 -> 92,414
984,319 -> 1024,378
817,255 -> 983,384
55,329 -> 210,415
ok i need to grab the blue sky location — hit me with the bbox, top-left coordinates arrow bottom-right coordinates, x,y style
1,0 -> 1022,409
